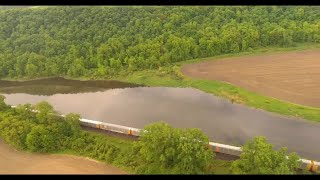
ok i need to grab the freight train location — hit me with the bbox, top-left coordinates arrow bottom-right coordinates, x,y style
79,118 -> 319,173
9,106 -> 320,173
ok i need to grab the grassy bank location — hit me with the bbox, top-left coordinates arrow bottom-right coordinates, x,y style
1,44 -> 320,122
116,44 -> 320,122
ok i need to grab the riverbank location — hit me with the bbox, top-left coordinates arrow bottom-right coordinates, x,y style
0,139 -> 127,174
116,44 -> 320,122
0,126 -> 232,174
1,44 -> 320,122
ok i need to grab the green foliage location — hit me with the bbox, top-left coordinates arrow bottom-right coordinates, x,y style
26,125 -> 57,152
0,101 -> 78,152
34,101 -> 55,123
172,65 -> 184,80
14,104 -> 36,121
0,115 -> 35,149
0,95 -> 10,111
65,113 -> 81,135
0,6 -> 318,79
34,101 -> 55,114
231,136 -> 300,174
136,122 -> 214,174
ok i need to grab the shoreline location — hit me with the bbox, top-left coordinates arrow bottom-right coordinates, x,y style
0,138 -> 128,174
1,44 -> 320,122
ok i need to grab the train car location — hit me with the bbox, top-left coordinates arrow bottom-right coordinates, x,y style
209,142 -> 242,157
300,159 -> 319,172
79,118 -> 100,128
80,118 -> 140,137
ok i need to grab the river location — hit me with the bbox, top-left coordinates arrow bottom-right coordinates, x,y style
1,77 -> 320,160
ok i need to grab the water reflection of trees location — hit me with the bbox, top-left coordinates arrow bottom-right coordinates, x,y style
0,77 -> 142,96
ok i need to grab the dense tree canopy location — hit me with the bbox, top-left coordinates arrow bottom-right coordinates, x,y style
231,137 -> 300,174
135,122 -> 214,174
0,6 -> 319,78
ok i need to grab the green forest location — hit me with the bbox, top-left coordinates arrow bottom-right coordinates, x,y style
0,6 -> 319,79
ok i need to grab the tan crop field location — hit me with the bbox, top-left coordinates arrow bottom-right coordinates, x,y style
181,50 -> 320,108
0,139 -> 127,174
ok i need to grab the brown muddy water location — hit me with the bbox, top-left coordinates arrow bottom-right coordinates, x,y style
1,78 -> 320,160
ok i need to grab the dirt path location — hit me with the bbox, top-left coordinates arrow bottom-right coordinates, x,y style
181,50 -> 320,108
0,139 -> 128,174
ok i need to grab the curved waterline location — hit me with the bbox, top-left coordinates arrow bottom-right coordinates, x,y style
2,86 -> 320,161
0,77 -> 142,95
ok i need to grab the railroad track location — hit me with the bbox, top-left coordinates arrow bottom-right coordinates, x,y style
81,125 -> 239,161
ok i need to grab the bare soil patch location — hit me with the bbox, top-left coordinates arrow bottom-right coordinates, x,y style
0,139 -> 127,174
181,50 -> 320,108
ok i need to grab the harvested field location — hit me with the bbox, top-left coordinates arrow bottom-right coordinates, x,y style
181,50 -> 320,108
0,139 -> 127,174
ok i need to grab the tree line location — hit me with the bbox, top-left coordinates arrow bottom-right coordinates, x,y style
0,6 -> 319,79
0,95 -> 301,174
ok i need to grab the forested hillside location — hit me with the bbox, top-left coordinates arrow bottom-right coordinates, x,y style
0,6 -> 319,78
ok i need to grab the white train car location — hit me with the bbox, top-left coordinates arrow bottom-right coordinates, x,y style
209,142 -> 242,157
80,118 -> 140,136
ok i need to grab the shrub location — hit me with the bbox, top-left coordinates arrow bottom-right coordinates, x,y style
136,122 -> 214,174
231,136 -> 300,174
26,125 -> 57,153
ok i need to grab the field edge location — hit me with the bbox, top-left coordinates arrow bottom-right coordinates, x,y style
117,44 -> 320,122
1,44 -> 320,122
